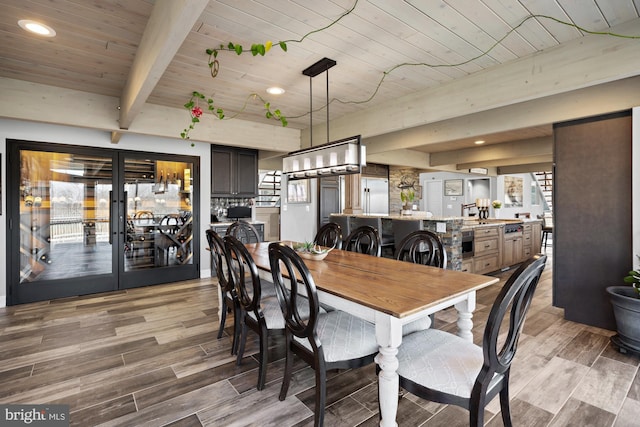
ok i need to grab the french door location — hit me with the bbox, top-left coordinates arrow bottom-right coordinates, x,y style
6,140 -> 200,305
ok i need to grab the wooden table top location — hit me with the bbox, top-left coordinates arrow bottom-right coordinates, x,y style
245,241 -> 499,319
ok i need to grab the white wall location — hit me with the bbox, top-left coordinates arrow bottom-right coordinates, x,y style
0,118 -> 212,307
280,176 -> 317,243
419,171 -> 544,219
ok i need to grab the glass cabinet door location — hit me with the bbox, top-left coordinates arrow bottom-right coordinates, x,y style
123,157 -> 194,272
18,150 -> 114,284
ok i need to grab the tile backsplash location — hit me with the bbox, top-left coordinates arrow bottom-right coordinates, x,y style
211,197 -> 253,220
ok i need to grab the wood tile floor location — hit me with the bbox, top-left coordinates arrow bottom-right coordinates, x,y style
1,250 -> 639,426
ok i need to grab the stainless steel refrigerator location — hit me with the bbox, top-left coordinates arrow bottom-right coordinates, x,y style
339,176 -> 390,215
361,177 -> 389,215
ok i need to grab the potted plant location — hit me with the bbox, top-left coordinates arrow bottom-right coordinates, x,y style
293,241 -> 331,261
606,255 -> 640,354
400,189 -> 415,211
492,200 -> 502,218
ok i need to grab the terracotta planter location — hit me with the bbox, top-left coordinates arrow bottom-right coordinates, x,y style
606,286 -> 640,353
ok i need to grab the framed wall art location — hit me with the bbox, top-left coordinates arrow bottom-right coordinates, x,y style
287,179 -> 310,203
504,176 -> 523,207
444,179 -> 463,196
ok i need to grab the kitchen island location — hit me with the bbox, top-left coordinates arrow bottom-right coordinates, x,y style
329,213 -> 542,273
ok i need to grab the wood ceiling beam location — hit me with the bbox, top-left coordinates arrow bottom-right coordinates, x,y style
457,154 -> 552,170
430,137 -> 552,166
111,131 -> 122,144
118,0 -> 209,130
367,149 -> 431,169
498,163 -> 554,174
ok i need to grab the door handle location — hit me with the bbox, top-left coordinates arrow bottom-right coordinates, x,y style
109,190 -> 114,244
121,191 -> 127,235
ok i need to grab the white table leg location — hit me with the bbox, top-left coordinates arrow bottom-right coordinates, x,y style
375,347 -> 399,427
375,313 -> 402,427
454,291 -> 476,342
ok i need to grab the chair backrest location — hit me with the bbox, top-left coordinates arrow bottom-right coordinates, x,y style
134,210 -> 154,219
159,214 -> 180,233
543,213 -> 553,229
224,234 -> 264,312
205,229 -> 232,293
392,219 -> 423,255
351,216 -> 382,232
395,230 -> 447,268
268,242 -> 320,341
227,220 -> 261,244
343,225 -> 382,257
475,254 -> 547,395
330,215 -> 351,239
158,214 -> 180,245
314,222 -> 343,249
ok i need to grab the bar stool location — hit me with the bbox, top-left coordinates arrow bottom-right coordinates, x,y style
542,214 -> 553,250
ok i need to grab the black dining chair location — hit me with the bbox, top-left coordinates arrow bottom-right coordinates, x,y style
224,234 -> 283,390
313,222 -> 343,250
329,215 -> 351,240
227,220 -> 261,244
343,225 -> 382,257
205,229 -> 241,355
392,219 -> 422,256
395,230 -> 447,268
391,254 -> 547,427
352,216 -> 394,256
395,229 -> 447,335
156,214 -> 180,265
268,242 -> 379,427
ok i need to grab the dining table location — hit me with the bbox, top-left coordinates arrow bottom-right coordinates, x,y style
244,241 -> 499,427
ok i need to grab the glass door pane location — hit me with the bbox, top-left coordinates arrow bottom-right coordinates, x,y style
18,150 -> 114,283
123,157 -> 194,272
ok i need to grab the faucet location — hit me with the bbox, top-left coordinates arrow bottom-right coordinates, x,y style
461,203 -> 476,216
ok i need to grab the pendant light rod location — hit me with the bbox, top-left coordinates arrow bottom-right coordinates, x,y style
302,57 -> 336,148
326,69 -> 330,143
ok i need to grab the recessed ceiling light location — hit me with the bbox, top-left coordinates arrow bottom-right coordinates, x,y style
18,20 -> 56,37
266,87 -> 285,95
474,140 -> 485,145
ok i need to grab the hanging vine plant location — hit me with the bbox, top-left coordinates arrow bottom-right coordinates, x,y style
181,90 -> 287,144
181,0 -> 639,142
179,0 -> 359,141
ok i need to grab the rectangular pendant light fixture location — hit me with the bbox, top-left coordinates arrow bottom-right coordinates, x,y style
283,58 -> 365,180
283,135 -> 365,180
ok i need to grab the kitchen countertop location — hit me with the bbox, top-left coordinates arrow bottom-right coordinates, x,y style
329,212 -> 541,223
462,217 -> 542,230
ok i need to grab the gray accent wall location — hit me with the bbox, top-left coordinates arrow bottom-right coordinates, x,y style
553,111 -> 633,330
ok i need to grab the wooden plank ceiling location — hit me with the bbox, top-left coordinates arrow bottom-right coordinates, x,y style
0,0 -> 638,170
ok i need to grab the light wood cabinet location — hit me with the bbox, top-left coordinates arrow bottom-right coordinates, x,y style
531,222 -> 542,254
461,259 -> 473,273
473,226 -> 500,274
522,222 -> 542,259
503,232 -> 523,267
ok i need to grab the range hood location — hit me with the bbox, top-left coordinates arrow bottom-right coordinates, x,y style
283,135 -> 365,180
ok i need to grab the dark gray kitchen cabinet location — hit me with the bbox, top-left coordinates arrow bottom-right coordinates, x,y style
211,145 -> 258,196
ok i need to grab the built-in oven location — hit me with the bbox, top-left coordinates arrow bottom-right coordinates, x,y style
462,230 -> 474,259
